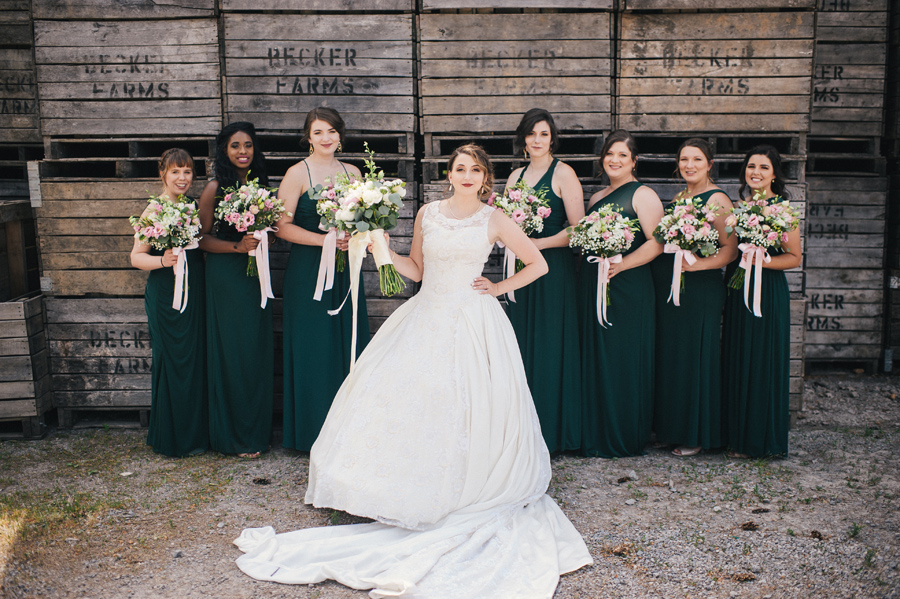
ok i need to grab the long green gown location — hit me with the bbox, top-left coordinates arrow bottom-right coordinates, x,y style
650,189 -> 725,449
578,181 -> 655,458
145,216 -> 208,457
206,220 -> 273,454
506,159 -> 581,453
722,246 -> 790,457
282,165 -> 370,452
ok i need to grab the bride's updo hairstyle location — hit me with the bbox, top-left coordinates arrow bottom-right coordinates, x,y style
447,143 -> 494,198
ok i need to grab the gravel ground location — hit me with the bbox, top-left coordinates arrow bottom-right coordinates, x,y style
1,373 -> 899,599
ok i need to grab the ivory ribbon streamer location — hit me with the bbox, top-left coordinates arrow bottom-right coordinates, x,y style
586,254 -> 622,328
737,243 -> 771,318
501,245 -> 518,303
328,229 -> 393,371
663,244 -> 698,307
313,229 -> 340,301
171,240 -> 199,313
249,227 -> 275,309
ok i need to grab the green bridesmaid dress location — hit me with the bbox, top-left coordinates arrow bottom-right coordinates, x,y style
282,162 -> 370,452
650,189 -> 726,450
721,249 -> 790,457
205,221 -> 273,454
145,210 -> 208,457
579,181 -> 655,458
506,159 -> 581,453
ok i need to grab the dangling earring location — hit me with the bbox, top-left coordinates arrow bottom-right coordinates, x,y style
308,145 -> 314,156
524,148 -> 528,159
337,141 -> 343,153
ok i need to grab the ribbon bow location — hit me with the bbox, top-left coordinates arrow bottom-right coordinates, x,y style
313,229 -> 344,302
250,227 -> 275,309
663,244 -> 697,307
171,240 -> 199,313
586,254 -> 622,328
737,243 -> 771,317
328,228 -> 393,371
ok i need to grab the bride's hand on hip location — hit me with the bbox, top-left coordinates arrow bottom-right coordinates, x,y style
472,276 -> 499,296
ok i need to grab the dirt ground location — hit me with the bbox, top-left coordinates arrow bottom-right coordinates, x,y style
1,373 -> 899,599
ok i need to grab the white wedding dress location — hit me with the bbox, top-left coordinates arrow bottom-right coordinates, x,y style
234,202 -> 592,598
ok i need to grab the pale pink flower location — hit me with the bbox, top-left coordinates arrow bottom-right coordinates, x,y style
602,231 -> 611,240
781,232 -> 789,243
681,223 -> 696,236
725,215 -> 737,228
487,192 -> 497,206
767,231 -> 778,242
527,195 -> 538,204
511,208 -> 527,223
536,206 -> 551,218
746,215 -> 760,227
249,204 -> 259,214
508,189 -> 522,202
624,230 -> 635,242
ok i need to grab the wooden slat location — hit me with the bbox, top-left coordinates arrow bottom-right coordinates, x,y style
424,0 -> 610,7
223,0 -> 413,10
32,0 -> 215,19
625,0 -> 813,6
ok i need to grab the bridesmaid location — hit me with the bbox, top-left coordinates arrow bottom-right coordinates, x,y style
578,130 -> 664,458
198,122 -> 273,458
650,139 -> 738,457
130,148 -> 207,457
505,108 -> 584,453
722,146 -> 801,458
276,107 -> 370,452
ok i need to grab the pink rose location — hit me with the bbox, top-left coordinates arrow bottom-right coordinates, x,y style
249,204 -> 259,214
527,195 -> 538,204
667,229 -> 678,238
624,230 -> 634,242
767,232 -> 778,242
746,215 -> 760,227
725,215 -> 737,228
487,192 -> 497,206
781,232 -> 789,243
537,206 -> 551,218
508,189 -> 522,202
681,223 -> 696,236
264,199 -> 274,209
511,208 -> 527,223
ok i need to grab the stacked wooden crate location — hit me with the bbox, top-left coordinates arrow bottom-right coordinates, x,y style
804,0 -> 889,370
30,0 -> 221,424
884,0 -> 900,372
0,293 -> 51,438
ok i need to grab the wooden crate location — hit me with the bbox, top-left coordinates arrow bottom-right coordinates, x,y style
624,0 -> 813,7
419,12 -> 612,134
223,13 -> 415,133
812,0 -> 889,138
45,298 -> 151,424
223,0 -> 413,8
617,12 -> 815,133
0,2 -> 41,144
422,0 -> 611,7
32,0 -> 215,19
0,293 -> 52,439
33,19 -> 222,137
803,175 -> 886,364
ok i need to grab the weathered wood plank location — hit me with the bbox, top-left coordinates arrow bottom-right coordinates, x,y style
421,40 -> 611,61
53,373 -> 149,392
226,13 -> 413,41
0,399 -> 38,419
805,344 -> 881,360
0,295 -> 42,321
421,76 -> 610,97
424,0 -> 610,7
42,270 -> 148,296
40,236 -> 134,254
805,331 -> 881,345
805,268 -> 883,289
621,12 -> 814,41
225,58 -> 412,78
420,13 -> 610,41
816,43 -> 886,65
619,59 -> 813,78
619,40 -> 813,60
809,121 -> 883,136
231,112 -> 414,133
37,81 -> 220,100
40,99 -> 221,120
423,95 -> 610,116
227,76 -> 413,96
625,0 -> 813,7
52,390 -> 150,407
422,59 -> 611,78
32,0 -> 215,19
46,298 -> 147,324
35,47 -> 219,68
227,95 -> 413,114
423,113 -> 610,133
806,248 -> 884,268
224,0 -> 413,8
34,19 -> 218,47
619,95 -> 810,114
41,117 -> 223,137
617,113 -> 809,133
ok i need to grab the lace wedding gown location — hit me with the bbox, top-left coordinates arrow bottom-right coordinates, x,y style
234,202 -> 592,598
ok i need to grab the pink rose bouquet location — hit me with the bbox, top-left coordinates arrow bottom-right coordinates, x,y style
487,178 -> 551,277
129,195 -> 201,251
215,176 -> 288,277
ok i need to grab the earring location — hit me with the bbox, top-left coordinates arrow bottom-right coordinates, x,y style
447,184 -> 453,193
524,148 -> 528,159
308,145 -> 314,156
337,141 -> 343,153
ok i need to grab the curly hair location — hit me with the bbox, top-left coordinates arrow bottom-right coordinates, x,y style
448,143 -> 494,198
213,121 -> 269,188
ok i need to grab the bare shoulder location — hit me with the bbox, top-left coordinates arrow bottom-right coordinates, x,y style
506,166 -> 525,187
633,184 -> 662,205
554,160 -> 578,179
342,162 -> 363,178
283,160 -> 309,183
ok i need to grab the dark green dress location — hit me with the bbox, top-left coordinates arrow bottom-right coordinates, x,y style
282,163 -> 370,452
722,243 -> 790,457
650,189 -> 725,449
506,159 -> 581,453
145,208 -> 208,458
578,181 -> 655,458
206,216 -> 273,454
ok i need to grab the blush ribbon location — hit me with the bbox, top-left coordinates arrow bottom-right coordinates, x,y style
171,240 -> 199,313
586,254 -> 622,328
738,243 -> 771,317
250,228 -> 275,309
663,244 -> 697,307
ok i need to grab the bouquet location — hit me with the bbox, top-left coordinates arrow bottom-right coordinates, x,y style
129,195 -> 201,251
724,189 -> 801,316
310,142 -> 407,297
652,194 -> 720,306
487,180 -> 552,285
129,195 -> 202,312
215,176 -> 287,277
567,205 -> 640,326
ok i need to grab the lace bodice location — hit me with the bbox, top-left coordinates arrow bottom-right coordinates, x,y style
419,201 -> 494,304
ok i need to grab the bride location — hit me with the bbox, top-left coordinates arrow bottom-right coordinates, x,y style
234,144 -> 593,598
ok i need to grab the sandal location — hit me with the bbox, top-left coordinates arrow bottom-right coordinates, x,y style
672,446 -> 701,457
238,452 -> 261,459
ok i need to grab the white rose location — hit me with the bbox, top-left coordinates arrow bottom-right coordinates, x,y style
362,188 -> 382,206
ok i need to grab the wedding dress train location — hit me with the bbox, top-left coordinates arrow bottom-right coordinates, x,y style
235,202 -> 592,598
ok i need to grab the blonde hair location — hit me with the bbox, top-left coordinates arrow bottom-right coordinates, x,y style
447,143 -> 494,197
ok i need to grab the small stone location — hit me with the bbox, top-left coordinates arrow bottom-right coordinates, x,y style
120,472 -> 133,477
730,592 -> 739,598
750,564 -> 761,573
625,499 -> 636,506
173,550 -> 183,558
217,522 -> 225,528
713,506 -> 722,513
627,470 -> 639,482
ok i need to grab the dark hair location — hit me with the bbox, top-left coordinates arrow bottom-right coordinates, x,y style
674,138 -> 714,179
158,147 -> 194,174
214,121 -> 268,188
513,108 -> 560,156
599,129 -> 639,180
738,145 -> 790,201
448,143 -> 494,198
302,107 -> 346,149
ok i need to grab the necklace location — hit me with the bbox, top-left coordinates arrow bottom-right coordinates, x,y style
446,199 -> 478,220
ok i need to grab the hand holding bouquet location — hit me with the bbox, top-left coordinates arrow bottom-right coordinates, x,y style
129,195 -> 202,312
567,205 -> 640,326
652,194 -> 720,306
487,180 -> 552,294
724,189 -> 801,316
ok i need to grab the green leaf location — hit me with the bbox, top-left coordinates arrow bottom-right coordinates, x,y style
356,221 -> 370,232
378,205 -> 390,216
364,209 -> 373,218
